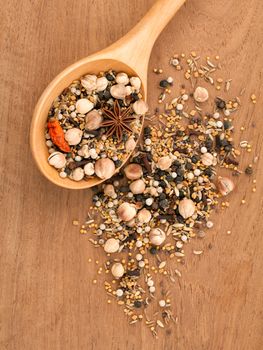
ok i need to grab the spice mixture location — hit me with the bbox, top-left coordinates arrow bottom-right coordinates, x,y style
45,71 -> 148,181
76,53 -> 257,337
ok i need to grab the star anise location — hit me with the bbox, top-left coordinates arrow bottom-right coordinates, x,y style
101,100 -> 136,142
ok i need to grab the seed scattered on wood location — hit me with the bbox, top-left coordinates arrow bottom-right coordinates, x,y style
77,51 -> 256,336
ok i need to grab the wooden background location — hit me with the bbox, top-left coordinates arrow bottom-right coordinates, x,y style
0,0 -> 263,349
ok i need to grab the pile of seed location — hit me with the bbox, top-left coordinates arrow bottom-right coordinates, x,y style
45,70 -> 148,182
78,53 -> 256,337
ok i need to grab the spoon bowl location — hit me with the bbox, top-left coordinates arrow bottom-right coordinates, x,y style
30,0 -> 185,189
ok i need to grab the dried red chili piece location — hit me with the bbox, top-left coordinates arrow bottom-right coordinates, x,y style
47,118 -> 71,153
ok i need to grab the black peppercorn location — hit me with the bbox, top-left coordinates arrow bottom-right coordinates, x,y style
127,269 -> 140,276
224,145 -> 232,152
179,190 -> 185,199
185,162 -> 193,170
159,80 -> 169,88
223,120 -> 232,129
124,233 -> 136,242
147,153 -> 152,161
176,130 -> 184,137
97,91 -> 104,100
175,176 -> 183,183
150,247 -> 157,255
134,300 -> 142,308
191,155 -> 199,163
135,194 -> 144,202
106,73 -> 114,81
144,126 -> 151,136
131,92 -> 139,101
114,160 -> 122,168
157,169 -> 166,177
245,166 -> 253,175
215,97 -> 226,109
103,90 -> 111,100
159,199 -> 169,209
132,156 -> 142,164
120,186 -> 129,193
176,215 -> 185,223
220,139 -> 229,147
64,167 -> 72,175
215,135 -> 222,149
159,180 -> 166,188
159,193 -> 166,200
177,168 -> 184,177
166,174 -> 173,182
118,99 -> 125,107
122,134 -> 128,142
204,168 -> 213,177
205,139 -> 213,149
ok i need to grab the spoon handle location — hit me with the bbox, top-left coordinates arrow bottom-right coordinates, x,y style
103,0 -> 186,81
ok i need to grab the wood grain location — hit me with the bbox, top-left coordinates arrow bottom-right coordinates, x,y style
0,1 -> 263,349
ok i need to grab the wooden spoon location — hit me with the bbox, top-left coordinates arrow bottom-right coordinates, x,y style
30,0 -> 185,189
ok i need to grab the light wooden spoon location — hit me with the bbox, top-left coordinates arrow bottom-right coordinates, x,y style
30,0 -> 185,189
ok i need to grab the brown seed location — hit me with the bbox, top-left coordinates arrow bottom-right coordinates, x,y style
85,110 -> 103,130
124,163 -> 143,180
178,198 -> 195,219
95,158 -> 115,179
193,86 -> 209,103
129,179 -> 146,194
149,228 -> 166,246
157,156 -> 172,170
137,208 -> 152,223
103,184 -> 116,197
117,202 -> 137,222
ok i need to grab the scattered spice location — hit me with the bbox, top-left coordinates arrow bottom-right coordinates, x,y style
75,52 -> 257,336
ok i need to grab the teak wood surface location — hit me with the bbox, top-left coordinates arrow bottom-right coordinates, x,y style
0,1 -> 263,349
